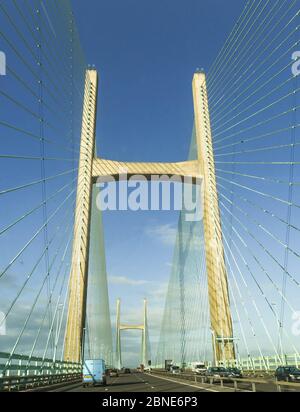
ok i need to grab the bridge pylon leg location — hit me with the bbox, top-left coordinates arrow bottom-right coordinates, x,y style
116,299 -> 122,369
142,299 -> 148,368
192,71 -> 235,363
63,69 -> 98,363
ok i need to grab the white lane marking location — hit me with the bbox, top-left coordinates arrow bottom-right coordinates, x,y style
148,374 -> 221,393
133,373 -> 146,383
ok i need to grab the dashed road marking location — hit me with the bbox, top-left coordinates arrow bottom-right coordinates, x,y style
147,374 -> 221,392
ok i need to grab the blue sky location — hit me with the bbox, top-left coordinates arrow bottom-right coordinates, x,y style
71,0 -> 246,366
72,0 -> 244,162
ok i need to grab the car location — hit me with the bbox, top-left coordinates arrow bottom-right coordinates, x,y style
192,363 -> 207,376
205,367 -> 230,381
227,367 -> 243,378
109,369 -> 119,378
275,366 -> 300,382
170,365 -> 180,375
124,368 -> 131,374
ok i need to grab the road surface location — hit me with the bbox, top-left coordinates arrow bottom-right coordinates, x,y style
52,372 -> 232,392
48,372 -> 300,393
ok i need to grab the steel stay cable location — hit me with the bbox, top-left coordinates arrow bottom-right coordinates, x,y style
176,220 -> 205,363
216,167 -> 300,186
0,0 -> 87,368
0,172 -> 76,243
212,85 -> 300,139
0,186 -> 76,281
212,52 -> 297,127
213,103 -> 300,147
219,192 -> 299,311
217,174 -> 300,209
219,198 -> 300,289
28,3 -> 77,101
225,251 -> 252,359
220,212 -> 283,359
208,0 -> 275,100
279,70 -> 297,355
35,0 -> 79,77
209,0 -> 298,104
0,29 -> 71,122
216,161 -> 300,165
25,266 -> 69,371
219,189 -> 300,263
209,4 -> 299,112
54,260 -> 72,362
221,212 -> 300,357
208,184 -> 300,319
0,196 -> 76,329
0,6 -> 87,132
213,73 -> 298,134
37,0 -> 86,99
215,140 -> 300,158
0,154 -> 76,161
207,0 -> 254,83
217,180 -> 300,236
0,118 -> 81,156
3,205 -> 76,373
35,0 -> 88,107
0,166 -> 79,196
222,225 -> 285,362
224,246 -> 266,365
11,0 -> 78,107
33,232 -> 74,368
49,184 -> 86,364
214,124 -> 300,153
207,0 -> 264,91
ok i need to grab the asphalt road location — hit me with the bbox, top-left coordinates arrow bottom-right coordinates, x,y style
52,373 -> 233,393
49,373 -> 300,393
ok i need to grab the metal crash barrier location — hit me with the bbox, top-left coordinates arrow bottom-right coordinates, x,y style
147,370 -> 300,392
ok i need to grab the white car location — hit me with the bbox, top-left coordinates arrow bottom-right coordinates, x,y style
192,363 -> 207,375
170,366 -> 180,374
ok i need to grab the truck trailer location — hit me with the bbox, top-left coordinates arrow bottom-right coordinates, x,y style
83,359 -> 107,387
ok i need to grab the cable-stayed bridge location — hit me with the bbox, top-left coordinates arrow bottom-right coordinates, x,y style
0,0 -> 300,392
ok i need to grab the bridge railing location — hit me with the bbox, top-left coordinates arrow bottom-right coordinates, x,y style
0,352 -> 81,380
217,353 -> 300,372
170,353 -> 300,372
0,372 -> 82,392
148,370 -> 300,392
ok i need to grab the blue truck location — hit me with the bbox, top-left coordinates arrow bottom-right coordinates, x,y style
83,359 -> 107,387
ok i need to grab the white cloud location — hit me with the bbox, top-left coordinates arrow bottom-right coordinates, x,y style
146,223 -> 177,246
108,275 -> 150,286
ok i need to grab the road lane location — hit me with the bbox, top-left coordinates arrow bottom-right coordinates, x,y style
51,372 -> 300,393
61,373 -> 225,392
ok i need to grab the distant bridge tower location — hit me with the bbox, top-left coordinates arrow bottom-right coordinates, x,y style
116,299 -> 149,370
